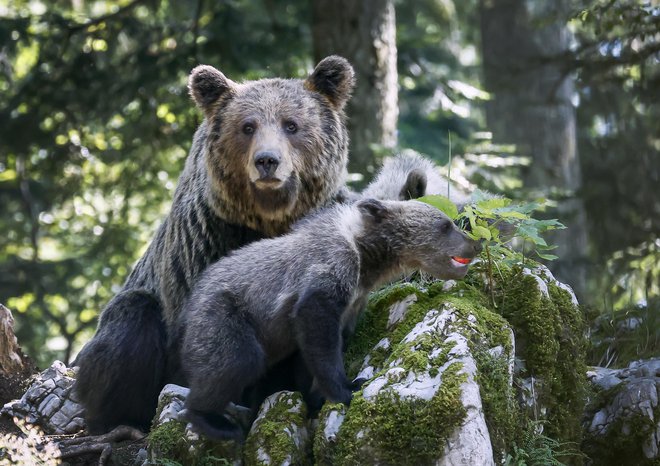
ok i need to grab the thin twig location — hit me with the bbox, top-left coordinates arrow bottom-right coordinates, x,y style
447,130 -> 452,199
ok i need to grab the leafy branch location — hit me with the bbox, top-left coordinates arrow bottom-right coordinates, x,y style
419,192 -> 566,304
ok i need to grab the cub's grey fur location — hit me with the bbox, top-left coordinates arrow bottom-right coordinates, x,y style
178,199 -> 481,440
75,56 -> 356,434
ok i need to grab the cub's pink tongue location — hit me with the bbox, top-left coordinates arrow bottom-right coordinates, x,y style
451,256 -> 472,265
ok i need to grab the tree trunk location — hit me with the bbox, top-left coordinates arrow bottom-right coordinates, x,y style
312,0 -> 398,184
0,304 -> 37,405
0,304 -> 24,375
479,0 -> 589,299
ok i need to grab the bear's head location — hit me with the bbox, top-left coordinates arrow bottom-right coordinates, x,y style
357,199 -> 483,280
189,56 -> 355,236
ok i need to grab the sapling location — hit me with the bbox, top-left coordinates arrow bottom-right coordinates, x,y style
419,191 -> 565,304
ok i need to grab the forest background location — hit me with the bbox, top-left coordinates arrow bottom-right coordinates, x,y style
0,0 -> 657,370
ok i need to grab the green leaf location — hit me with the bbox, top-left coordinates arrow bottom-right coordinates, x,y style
417,195 -> 459,219
472,225 -> 492,240
534,219 -> 566,231
476,196 -> 510,210
492,208 -> 529,219
516,223 -> 548,247
536,251 -> 559,261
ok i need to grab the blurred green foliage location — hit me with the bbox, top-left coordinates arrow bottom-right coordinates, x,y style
0,0 -> 657,368
0,0 -> 313,365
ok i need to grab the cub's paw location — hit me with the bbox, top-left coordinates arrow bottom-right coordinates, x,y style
178,408 -> 243,442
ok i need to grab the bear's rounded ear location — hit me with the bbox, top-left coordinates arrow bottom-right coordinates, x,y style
400,169 -> 427,200
357,198 -> 388,224
188,65 -> 236,112
306,55 -> 355,110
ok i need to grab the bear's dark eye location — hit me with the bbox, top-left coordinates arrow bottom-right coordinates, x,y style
242,123 -> 255,135
284,121 -> 298,134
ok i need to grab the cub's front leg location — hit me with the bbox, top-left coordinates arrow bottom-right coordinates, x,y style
292,287 -> 356,404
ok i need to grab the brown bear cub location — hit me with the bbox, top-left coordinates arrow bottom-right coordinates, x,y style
178,199 -> 482,440
75,56 -> 356,434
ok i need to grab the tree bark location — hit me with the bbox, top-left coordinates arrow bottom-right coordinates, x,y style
312,0 -> 398,184
0,304 -> 24,375
0,304 -> 37,406
479,0 -> 589,299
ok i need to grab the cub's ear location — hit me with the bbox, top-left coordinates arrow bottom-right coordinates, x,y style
357,198 -> 388,224
306,55 -> 355,110
188,65 -> 236,113
400,168 -> 427,200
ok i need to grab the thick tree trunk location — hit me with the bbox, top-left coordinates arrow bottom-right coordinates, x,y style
479,0 -> 589,299
312,0 -> 398,183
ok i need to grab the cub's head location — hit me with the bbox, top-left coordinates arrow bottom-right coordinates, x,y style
357,199 -> 482,280
189,56 -> 355,233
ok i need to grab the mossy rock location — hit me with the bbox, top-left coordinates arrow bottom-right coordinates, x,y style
313,251 -> 587,464
485,258 -> 588,448
148,418 -> 241,465
243,390 -> 311,465
582,361 -> 660,465
147,385 -> 242,465
314,279 -> 515,465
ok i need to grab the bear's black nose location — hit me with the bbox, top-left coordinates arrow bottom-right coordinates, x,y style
474,241 -> 483,254
255,151 -> 281,178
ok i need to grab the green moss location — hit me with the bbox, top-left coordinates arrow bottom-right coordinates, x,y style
148,420 -> 189,461
243,392 -> 310,466
499,269 -> 561,373
474,351 -> 521,461
344,282 -> 421,375
491,263 -> 587,450
147,420 -> 238,465
545,283 -> 587,447
394,333 -> 452,374
346,282 -> 465,378
313,403 -> 346,466
366,342 -> 391,370
323,281 -> 481,464
332,363 -> 467,465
